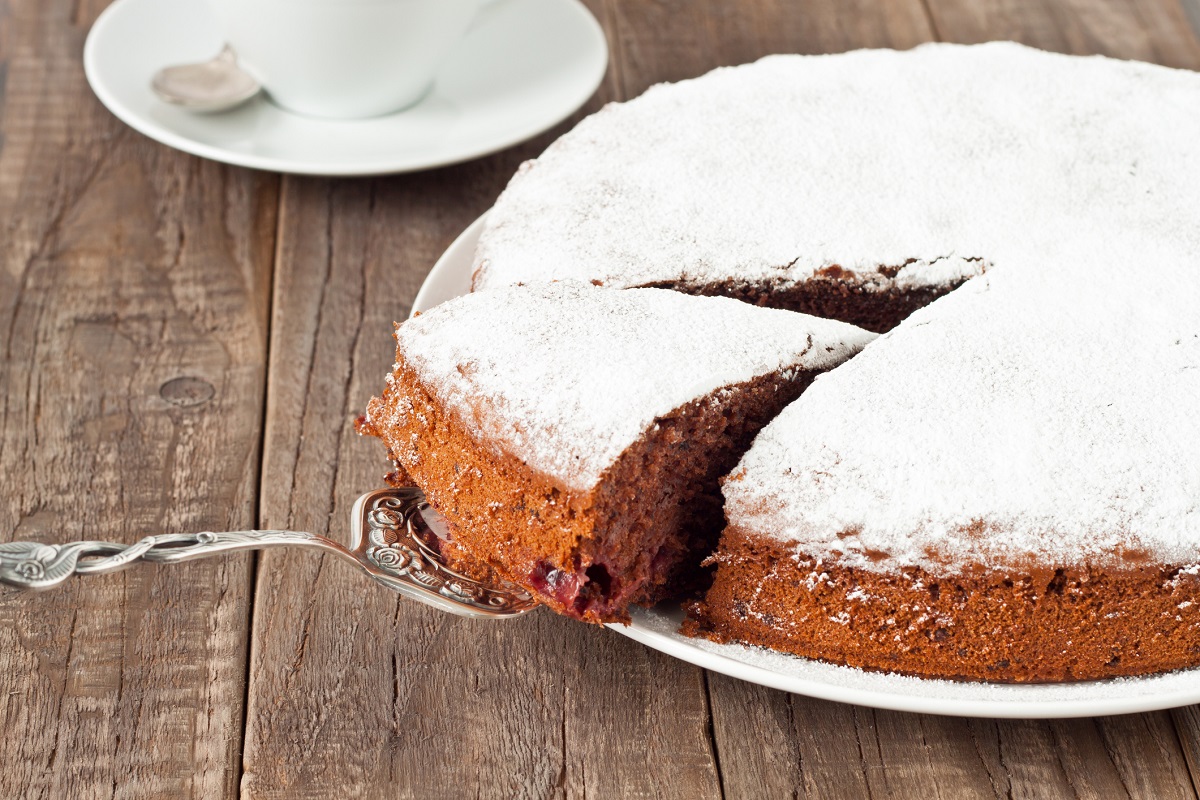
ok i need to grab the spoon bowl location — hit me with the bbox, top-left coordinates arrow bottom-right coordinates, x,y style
151,44 -> 261,112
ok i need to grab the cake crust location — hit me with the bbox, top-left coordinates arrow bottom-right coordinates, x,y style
686,529 -> 1200,682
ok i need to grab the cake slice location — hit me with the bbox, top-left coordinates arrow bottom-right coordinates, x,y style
359,282 -> 875,623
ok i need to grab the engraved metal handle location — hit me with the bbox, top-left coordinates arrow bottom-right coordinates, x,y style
0,530 -> 332,589
0,487 -> 539,619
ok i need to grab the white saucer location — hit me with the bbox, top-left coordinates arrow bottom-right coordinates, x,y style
83,0 -> 608,176
415,212 -> 1200,718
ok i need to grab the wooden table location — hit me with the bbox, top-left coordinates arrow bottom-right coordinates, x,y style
4,0 -> 1200,797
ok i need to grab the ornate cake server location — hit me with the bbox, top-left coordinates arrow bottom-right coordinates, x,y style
0,487 -> 538,619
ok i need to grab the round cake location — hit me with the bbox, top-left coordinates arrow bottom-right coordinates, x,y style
459,42 -> 1200,682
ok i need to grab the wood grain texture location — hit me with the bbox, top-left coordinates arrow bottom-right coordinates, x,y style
1175,705 -> 1200,797
926,0 -> 1200,65
0,1 -> 278,797
1183,0 -> 1200,37
5,0 -> 1200,798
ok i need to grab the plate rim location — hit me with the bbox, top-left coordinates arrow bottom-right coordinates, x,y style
83,0 -> 608,176
413,210 -> 1200,719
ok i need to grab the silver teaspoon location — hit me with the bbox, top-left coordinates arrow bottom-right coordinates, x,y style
0,486 -> 538,619
151,44 -> 262,112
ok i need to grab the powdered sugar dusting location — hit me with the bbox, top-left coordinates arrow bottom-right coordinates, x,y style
474,43 -> 1200,296
395,282 -> 874,490
468,41 -> 1200,572
728,238 -> 1200,572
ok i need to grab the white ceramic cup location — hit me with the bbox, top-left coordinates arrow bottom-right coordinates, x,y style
205,0 -> 497,119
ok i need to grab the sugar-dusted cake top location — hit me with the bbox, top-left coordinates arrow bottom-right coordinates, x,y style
384,282 -> 875,491
469,42 -> 1200,571
474,43 -> 1200,295
726,235 -> 1200,573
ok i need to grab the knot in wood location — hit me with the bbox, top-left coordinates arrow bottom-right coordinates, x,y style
159,376 -> 215,407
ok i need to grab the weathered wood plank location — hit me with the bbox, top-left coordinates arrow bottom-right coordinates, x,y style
238,52 -> 722,792
1181,0 -> 1200,36
926,0 -> 1200,65
1065,714 -> 1198,799
8,0 -> 1199,798
0,1 -> 278,797
605,0 -> 935,98
1174,705 -> 1200,797
713,678 -> 1200,800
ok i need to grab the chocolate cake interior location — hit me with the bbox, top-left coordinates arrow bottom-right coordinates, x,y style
639,272 -> 971,334
561,370 -> 819,618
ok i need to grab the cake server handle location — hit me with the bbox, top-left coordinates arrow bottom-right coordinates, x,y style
0,487 -> 539,619
0,530 -> 342,589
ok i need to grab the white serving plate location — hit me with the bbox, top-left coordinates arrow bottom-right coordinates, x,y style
413,212 -> 1200,718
